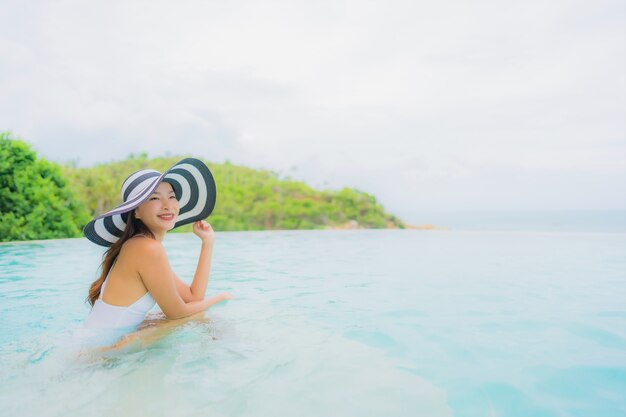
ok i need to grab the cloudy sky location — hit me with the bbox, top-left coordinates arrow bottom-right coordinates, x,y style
1,0 -> 624,222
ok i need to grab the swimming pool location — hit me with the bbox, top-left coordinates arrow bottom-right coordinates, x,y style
1,229 -> 625,416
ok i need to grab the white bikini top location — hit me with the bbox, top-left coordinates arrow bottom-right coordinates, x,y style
84,264 -> 156,329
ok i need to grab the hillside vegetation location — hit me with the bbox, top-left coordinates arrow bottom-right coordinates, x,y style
0,133 -> 90,241
63,153 -> 406,233
1,132 -> 406,242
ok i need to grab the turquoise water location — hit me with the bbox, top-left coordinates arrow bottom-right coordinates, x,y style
1,229 -> 625,416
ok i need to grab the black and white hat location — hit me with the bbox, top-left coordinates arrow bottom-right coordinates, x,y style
83,158 -> 216,247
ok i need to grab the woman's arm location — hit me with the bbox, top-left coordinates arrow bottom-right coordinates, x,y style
135,238 -> 229,320
99,310 -> 211,352
174,241 -> 213,302
174,221 -> 215,302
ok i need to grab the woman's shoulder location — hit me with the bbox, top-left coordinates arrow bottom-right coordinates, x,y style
120,236 -> 170,275
122,236 -> 165,257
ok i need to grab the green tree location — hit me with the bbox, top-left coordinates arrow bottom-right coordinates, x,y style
0,132 -> 90,242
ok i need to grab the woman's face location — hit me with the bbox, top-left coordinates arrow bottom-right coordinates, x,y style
134,182 -> 180,234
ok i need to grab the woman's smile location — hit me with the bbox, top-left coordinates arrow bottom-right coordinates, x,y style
158,213 -> 176,221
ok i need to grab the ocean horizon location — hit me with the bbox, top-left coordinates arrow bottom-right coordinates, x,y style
403,209 -> 626,234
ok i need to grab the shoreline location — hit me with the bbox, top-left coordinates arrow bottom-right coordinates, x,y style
326,219 -> 445,231
0,225 -> 446,245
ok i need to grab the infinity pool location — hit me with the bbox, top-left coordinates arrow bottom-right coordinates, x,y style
1,229 -> 625,416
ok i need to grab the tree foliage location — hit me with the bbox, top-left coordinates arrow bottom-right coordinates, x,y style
0,132 -> 91,242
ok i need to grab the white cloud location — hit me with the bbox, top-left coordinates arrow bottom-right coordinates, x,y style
0,0 -> 624,218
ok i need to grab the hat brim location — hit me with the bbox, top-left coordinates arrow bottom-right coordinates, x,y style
83,158 -> 216,247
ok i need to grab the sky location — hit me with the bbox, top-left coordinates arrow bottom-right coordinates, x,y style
1,0 -> 624,223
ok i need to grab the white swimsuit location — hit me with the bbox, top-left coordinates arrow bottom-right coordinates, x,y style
84,267 -> 156,329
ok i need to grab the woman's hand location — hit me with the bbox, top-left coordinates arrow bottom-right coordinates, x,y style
193,220 -> 215,243
217,292 -> 234,301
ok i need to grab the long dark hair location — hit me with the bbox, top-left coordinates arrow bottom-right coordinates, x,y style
86,210 -> 154,306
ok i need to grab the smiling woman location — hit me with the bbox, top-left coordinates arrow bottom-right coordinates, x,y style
134,182 -> 180,238
82,158 -> 232,336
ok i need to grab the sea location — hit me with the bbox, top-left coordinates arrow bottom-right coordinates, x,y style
0,210 -> 625,416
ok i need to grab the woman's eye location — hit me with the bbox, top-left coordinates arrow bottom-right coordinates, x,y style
169,196 -> 177,199
150,197 -> 159,201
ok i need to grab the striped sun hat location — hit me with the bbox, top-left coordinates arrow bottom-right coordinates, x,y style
83,158 -> 216,247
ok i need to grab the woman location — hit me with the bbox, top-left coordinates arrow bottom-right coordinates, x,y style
83,157 -> 232,332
